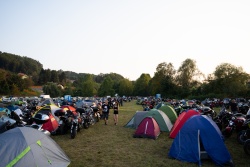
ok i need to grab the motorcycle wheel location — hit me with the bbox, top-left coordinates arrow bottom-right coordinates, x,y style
77,124 -> 81,132
237,130 -> 247,144
213,117 -> 222,130
71,126 -> 77,139
244,139 -> 250,155
83,121 -> 89,129
90,117 -> 96,125
95,114 -> 100,122
59,123 -> 66,135
222,128 -> 232,138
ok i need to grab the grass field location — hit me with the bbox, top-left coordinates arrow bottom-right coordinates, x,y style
51,101 -> 250,167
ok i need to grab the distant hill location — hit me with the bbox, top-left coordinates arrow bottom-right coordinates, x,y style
0,51 -> 43,76
0,51 -> 126,84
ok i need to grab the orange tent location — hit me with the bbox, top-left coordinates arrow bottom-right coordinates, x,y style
60,105 -> 78,116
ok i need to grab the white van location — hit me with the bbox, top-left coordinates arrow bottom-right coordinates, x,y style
40,95 -> 51,99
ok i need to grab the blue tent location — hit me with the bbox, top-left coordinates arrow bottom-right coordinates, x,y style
168,115 -> 234,166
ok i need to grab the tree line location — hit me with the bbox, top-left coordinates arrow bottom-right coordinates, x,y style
0,51 -> 250,99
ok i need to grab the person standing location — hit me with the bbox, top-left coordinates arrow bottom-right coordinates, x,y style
102,100 -> 110,125
229,99 -> 238,114
119,97 -> 123,106
113,101 -> 119,125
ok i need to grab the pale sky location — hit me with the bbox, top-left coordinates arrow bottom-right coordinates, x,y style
1,0 -> 250,81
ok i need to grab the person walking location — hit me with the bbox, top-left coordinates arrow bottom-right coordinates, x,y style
113,101 -> 119,125
102,100 -> 110,125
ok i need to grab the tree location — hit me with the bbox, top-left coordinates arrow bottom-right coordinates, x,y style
118,79 -> 133,96
43,82 -> 62,97
51,70 -> 59,83
63,86 -> 73,96
149,62 -> 177,97
95,73 -> 105,83
212,63 -> 250,97
175,58 -> 203,97
133,73 -> 151,96
59,71 -> 67,85
0,80 -> 10,94
81,74 -> 96,97
23,78 -> 34,89
98,76 -> 115,96
38,69 -> 52,84
11,84 -> 20,95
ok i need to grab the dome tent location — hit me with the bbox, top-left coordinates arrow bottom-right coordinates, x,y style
158,105 -> 177,124
143,109 -> 173,132
169,115 -> 234,166
124,111 -> 148,129
0,127 -> 70,167
169,109 -> 200,139
133,116 -> 160,140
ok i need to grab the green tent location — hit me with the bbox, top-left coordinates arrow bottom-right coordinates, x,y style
143,109 -> 173,132
158,105 -> 177,124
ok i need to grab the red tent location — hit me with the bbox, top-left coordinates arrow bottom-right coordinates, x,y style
33,106 -> 60,133
169,109 -> 200,139
42,113 -> 59,133
133,116 -> 160,140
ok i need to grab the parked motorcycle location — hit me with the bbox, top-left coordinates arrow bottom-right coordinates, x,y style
221,112 -> 245,138
54,109 -> 70,135
244,139 -> 250,155
91,106 -> 101,122
9,111 -> 26,126
70,113 -> 78,139
237,117 -> 250,144
173,103 -> 183,116
238,102 -> 249,115
68,110 -> 82,139
199,106 -> 217,119
77,106 -> 95,129
0,115 -> 18,133
20,108 -> 34,125
214,108 -> 233,130
77,108 -> 89,129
